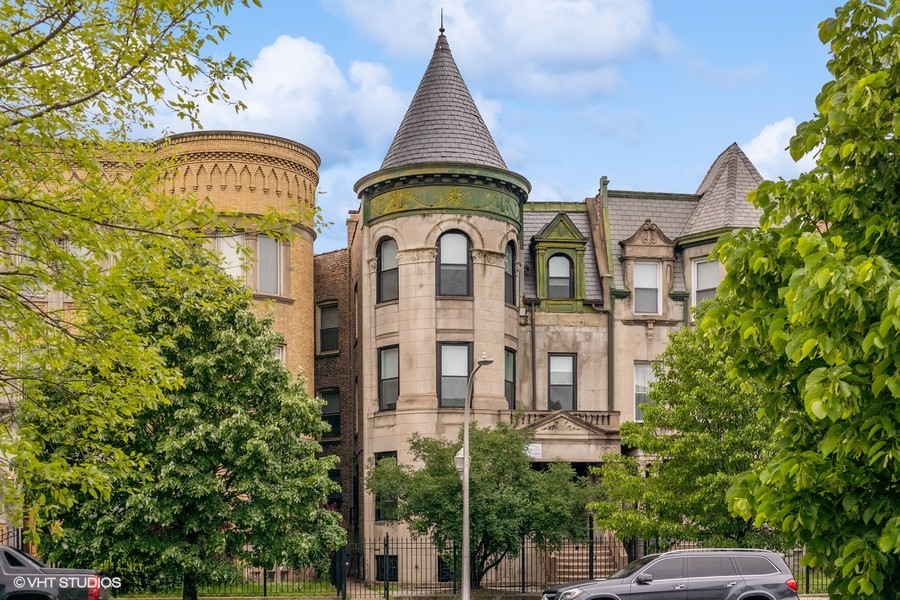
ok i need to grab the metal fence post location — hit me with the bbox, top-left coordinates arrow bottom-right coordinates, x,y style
520,535 -> 526,594
452,541 -> 458,595
262,567 -> 267,598
588,517 -> 595,580
383,533 -> 390,600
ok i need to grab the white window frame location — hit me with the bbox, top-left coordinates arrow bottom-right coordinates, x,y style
633,261 -> 661,315
257,235 -> 281,295
438,342 -> 471,408
692,257 -> 720,308
634,361 -> 658,422
318,304 -> 339,354
215,234 -> 246,281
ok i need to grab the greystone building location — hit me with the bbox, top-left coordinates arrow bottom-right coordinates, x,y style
311,30 -> 764,542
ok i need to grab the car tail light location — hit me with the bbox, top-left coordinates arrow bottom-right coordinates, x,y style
785,578 -> 798,592
87,580 -> 101,600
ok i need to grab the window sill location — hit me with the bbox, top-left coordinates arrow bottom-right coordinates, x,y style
375,299 -> 399,308
252,292 -> 295,304
317,350 -> 340,358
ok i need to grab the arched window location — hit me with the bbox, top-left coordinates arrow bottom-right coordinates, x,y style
377,238 -> 398,303
504,242 -> 516,305
547,254 -> 573,299
437,231 -> 471,296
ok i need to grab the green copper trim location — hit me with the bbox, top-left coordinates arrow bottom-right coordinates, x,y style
354,163 -> 530,226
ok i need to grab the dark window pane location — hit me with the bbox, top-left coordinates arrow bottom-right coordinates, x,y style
695,288 -> 716,303
380,268 -> 398,302
505,244 -> 516,304
440,264 -> 468,295
548,279 -> 571,298
548,255 -> 572,299
635,392 -> 650,421
549,386 -> 573,411
379,347 -> 399,410
374,452 -> 398,521
321,328 -> 339,352
323,414 -> 341,438
441,376 -> 467,407
381,378 -> 398,410
320,390 -> 341,437
375,555 -> 398,581
734,557 -> 779,576
505,349 -> 515,409
634,288 -> 658,313
643,557 -> 684,581
689,556 -> 735,578
437,556 -> 455,582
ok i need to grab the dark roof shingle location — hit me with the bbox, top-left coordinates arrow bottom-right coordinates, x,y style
380,33 -> 507,170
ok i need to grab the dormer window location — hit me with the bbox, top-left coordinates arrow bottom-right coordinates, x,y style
619,220 -> 675,318
548,254 -> 573,299
633,261 -> 660,314
531,213 -> 588,312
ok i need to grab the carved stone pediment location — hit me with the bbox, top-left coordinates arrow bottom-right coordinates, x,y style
620,219 -> 674,249
521,411 -> 614,439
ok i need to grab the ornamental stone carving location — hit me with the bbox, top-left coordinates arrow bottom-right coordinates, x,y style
471,248 -> 505,266
396,248 -> 437,263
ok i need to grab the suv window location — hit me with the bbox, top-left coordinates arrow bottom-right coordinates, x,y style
4,551 -> 25,568
734,556 -> 779,575
688,556 -> 737,577
641,557 -> 684,581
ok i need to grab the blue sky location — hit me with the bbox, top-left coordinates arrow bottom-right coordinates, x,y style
160,0 -> 838,252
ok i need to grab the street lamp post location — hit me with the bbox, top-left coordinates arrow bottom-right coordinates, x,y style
455,352 -> 493,600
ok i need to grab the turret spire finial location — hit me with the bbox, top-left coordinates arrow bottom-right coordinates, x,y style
439,8 -> 445,34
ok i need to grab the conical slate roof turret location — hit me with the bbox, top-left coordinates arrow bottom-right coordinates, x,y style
380,30 -> 507,170
681,143 -> 764,237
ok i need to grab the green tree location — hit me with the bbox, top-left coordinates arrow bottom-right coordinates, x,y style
366,423 -> 592,588
703,1 -> 900,596
589,320 -> 783,551
29,249 -> 345,600
0,0 -> 274,525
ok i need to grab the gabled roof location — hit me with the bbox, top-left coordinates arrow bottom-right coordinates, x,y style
380,31 -> 507,170
681,143 -> 764,237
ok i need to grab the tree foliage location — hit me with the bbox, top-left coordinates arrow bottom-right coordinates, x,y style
29,249 -> 345,600
703,1 -> 900,596
0,0 -> 287,524
366,423 -> 593,587
589,319 -> 783,550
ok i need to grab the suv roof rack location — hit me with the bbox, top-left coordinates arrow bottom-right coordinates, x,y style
660,548 -> 776,556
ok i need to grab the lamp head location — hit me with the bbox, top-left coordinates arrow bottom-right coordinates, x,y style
478,352 -> 493,367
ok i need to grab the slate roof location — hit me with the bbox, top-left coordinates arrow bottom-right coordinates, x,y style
522,207 -> 603,301
681,143 -> 764,237
606,193 -> 698,291
380,32 -> 507,170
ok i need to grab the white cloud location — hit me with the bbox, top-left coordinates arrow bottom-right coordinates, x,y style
329,0 -> 672,97
744,118 -> 816,180
160,35 -> 408,165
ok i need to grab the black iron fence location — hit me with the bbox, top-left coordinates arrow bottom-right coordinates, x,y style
26,534 -> 828,598
0,526 -> 22,549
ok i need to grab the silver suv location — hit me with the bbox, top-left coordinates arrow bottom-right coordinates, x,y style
540,549 -> 799,600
